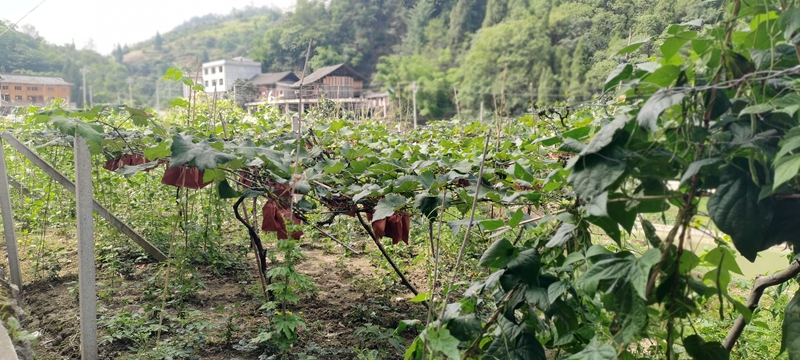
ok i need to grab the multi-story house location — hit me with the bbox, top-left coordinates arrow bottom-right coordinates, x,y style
0,74 -> 72,108
201,57 -> 262,95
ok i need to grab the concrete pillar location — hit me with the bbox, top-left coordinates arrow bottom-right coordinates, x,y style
74,135 -> 97,360
0,141 -> 21,290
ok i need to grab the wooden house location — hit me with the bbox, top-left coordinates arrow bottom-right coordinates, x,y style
278,63 -> 366,100
249,71 -> 299,100
246,63 -> 375,114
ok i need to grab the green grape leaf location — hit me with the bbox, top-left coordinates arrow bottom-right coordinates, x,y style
581,114 -> 631,156
144,141 -> 171,160
642,65 -> 681,88
774,154 -> 800,190
684,335 -> 729,360
638,90 -> 685,133
578,249 -> 660,300
446,314 -> 481,342
660,32 -> 696,60
604,63 -> 633,92
560,138 -> 587,154
123,106 -> 152,126
681,158 -> 721,184
546,223 -> 578,248
372,194 -> 408,222
50,116 -> 104,149
170,133 -> 236,170
480,239 -> 515,270
615,37 -> 650,56
425,328 -> 460,360
218,180 -> 241,199
509,208 -> 524,228
414,193 -> 441,221
641,219 -> 662,248
569,145 -> 626,199
484,318 -> 547,360
567,337 -> 617,360
781,290 -> 800,359
708,163 -> 773,262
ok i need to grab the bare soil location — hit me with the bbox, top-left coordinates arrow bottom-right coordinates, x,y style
18,242 -> 427,359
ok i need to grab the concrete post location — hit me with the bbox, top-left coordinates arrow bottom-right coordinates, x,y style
0,141 -> 21,290
412,82 -> 418,129
0,133 -> 166,261
74,135 -> 97,360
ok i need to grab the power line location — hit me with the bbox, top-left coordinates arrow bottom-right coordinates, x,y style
0,0 -> 48,38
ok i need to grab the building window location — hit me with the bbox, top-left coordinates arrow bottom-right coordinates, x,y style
14,86 -> 21,91
212,80 -> 217,86
1,85 -> 7,90
47,87 -> 55,91
27,87 -> 39,91
204,81 -> 209,87
204,68 -> 208,75
219,66 -> 223,73
1,94 -> 9,101
14,95 -> 22,100
61,87 -> 67,92
219,79 -> 223,85
211,67 -> 216,74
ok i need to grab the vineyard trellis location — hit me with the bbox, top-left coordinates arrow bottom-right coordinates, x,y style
6,1 -> 800,359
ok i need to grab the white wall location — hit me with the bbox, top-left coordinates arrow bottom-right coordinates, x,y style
201,58 -> 261,93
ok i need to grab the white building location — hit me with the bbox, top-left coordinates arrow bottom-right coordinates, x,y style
201,57 -> 261,94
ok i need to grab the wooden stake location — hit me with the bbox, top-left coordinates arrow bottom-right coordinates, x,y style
453,87 -> 461,122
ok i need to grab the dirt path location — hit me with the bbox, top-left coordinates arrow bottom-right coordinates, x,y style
19,244 -> 426,359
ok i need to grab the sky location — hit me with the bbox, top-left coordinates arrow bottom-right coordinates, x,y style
4,0 -> 295,55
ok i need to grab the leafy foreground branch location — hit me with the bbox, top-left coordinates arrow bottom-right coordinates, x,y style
724,259 -> 800,350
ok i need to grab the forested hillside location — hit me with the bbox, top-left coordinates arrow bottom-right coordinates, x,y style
2,0 -> 721,116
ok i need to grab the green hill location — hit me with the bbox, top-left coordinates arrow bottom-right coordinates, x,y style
2,0 -> 722,116
121,7 -> 282,74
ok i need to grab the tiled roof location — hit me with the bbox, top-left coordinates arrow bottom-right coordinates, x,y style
0,73 -> 72,86
249,71 -> 298,86
291,64 -> 366,87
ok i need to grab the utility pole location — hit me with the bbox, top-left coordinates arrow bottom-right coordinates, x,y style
126,77 -> 134,105
88,85 -> 93,107
80,67 -> 90,108
412,81 -> 418,129
155,81 -> 160,112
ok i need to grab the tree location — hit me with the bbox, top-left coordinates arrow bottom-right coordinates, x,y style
113,44 -> 124,63
458,16 -> 552,114
308,46 -> 344,71
567,38 -> 588,100
482,0 -> 507,27
401,0 -> 435,54
154,32 -> 163,50
447,0 -> 487,49
230,78 -> 257,105
536,66 -> 554,104
375,53 -> 455,120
